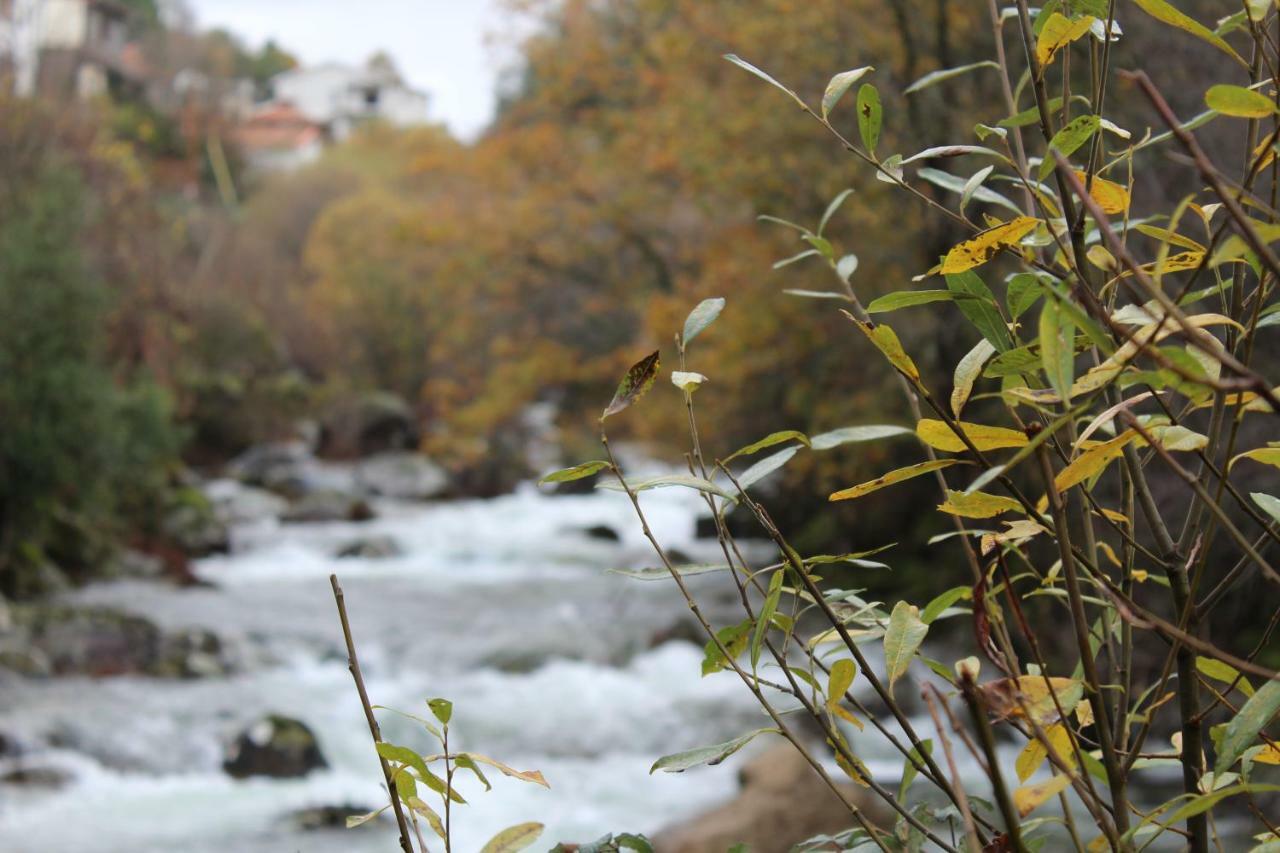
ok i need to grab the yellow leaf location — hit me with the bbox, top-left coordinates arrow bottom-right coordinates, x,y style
831,702 -> 866,731
1134,224 -> 1206,252
979,676 -> 1083,724
1100,508 -> 1130,526
1230,446 -> 1280,471
1016,723 -> 1076,782
1015,773 -> 1072,816
1131,568 -> 1149,583
1036,14 -> 1096,68
1253,744 -> 1280,765
916,418 -> 1029,452
829,459 -> 960,502
939,489 -> 1024,518
1055,430 -> 1138,492
1099,541 -> 1121,567
1075,699 -> 1095,728
848,316 -> 920,381
1137,250 -> 1205,275
941,217 -> 1039,273
1077,170 -> 1130,215
827,659 -> 856,708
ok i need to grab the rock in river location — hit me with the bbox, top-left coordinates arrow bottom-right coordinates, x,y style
223,714 -> 327,779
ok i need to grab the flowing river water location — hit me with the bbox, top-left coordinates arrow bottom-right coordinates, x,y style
0,463 -> 1211,851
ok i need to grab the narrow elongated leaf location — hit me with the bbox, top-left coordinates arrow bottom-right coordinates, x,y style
904,61 -> 999,94
783,289 -> 850,300
1015,774 -> 1072,816
884,601 -> 928,688
481,822 -> 545,853
1007,273 -> 1045,319
727,430 -> 810,462
1078,171 -> 1130,215
1040,300 -> 1075,400
346,805 -> 390,828
1000,96 -> 1065,128
539,461 -> 611,485
829,459 -> 960,501
751,568 -> 785,668
822,67 -> 874,119
818,190 -> 856,236
723,54 -> 807,106
650,728 -> 778,773
961,165 -> 995,214
682,297 -> 725,344
735,446 -> 800,493
900,145 -> 1004,166
856,84 -> 882,155
1196,656 -> 1255,698
918,167 -> 1022,213
810,424 -> 912,449
938,490 -> 1023,518
462,753 -> 548,787
947,270 -> 1016,350
602,352 -> 661,420
1039,115 -> 1101,180
866,290 -> 954,313
1132,0 -> 1247,66
942,218 -> 1039,274
1055,430 -> 1138,492
1252,492 -> 1280,524
597,474 -> 735,500
917,418 -> 1029,452
1215,678 -> 1280,773
607,563 -> 730,581
923,587 -> 970,623
1205,84 -> 1277,118
849,318 -> 920,380
702,619 -> 752,676
1232,447 -> 1280,471
952,338 -> 997,417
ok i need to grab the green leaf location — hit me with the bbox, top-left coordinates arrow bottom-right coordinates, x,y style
406,797 -> 446,838
883,601 -> 928,688
783,289 -> 850,300
1039,300 -> 1075,400
866,290 -> 954,313
650,728 -> 778,773
682,297 -> 725,345
961,165 -> 995,214
856,83 -> 882,155
1006,273 -> 1045,318
918,167 -> 1022,214
1038,114 -> 1100,180
607,563 -> 731,581
822,68 -> 874,120
722,54 -> 807,107
481,822 -> 545,853
999,96 -> 1064,128
1197,656 -> 1255,698
1251,492 -> 1280,524
810,424 -> 913,450
752,568 -> 785,668
952,338 -> 997,417
828,658 -> 857,706
1132,0 -> 1247,66
819,189 -> 856,235
602,351 -> 661,420
947,271 -> 1015,352
597,474 -> 735,500
702,619 -> 752,676
904,61 -> 999,94
539,461 -> 611,485
1205,84 -> 1278,118
735,446 -> 800,493
922,587 -> 970,624
899,740 -> 934,800
427,698 -> 453,725
1215,678 -> 1280,774
727,430 -> 810,462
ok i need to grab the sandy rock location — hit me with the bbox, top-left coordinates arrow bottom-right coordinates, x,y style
653,743 -> 890,853
355,451 -> 448,500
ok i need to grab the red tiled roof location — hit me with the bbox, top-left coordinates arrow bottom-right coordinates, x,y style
233,102 -> 323,151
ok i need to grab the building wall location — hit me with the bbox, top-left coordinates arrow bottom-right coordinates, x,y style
36,0 -> 88,49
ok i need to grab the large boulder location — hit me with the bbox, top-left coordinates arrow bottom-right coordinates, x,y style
203,479 -> 289,526
355,451 -> 448,500
223,714 -> 327,779
335,535 -> 402,559
653,743 -> 890,853
225,441 -> 318,497
160,488 -> 230,557
318,392 -> 418,459
1,604 -> 232,679
282,490 -> 375,524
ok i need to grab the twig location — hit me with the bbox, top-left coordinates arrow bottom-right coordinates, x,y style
330,573 -> 416,853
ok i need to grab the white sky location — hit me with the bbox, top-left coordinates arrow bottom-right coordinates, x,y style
186,0 -> 516,139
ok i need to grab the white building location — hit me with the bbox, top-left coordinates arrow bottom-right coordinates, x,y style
270,61 -> 430,140
1,0 -> 136,99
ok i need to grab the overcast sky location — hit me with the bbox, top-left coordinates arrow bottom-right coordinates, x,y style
186,0 -> 517,139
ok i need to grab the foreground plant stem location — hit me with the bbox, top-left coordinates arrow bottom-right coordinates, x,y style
330,573 -> 416,853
